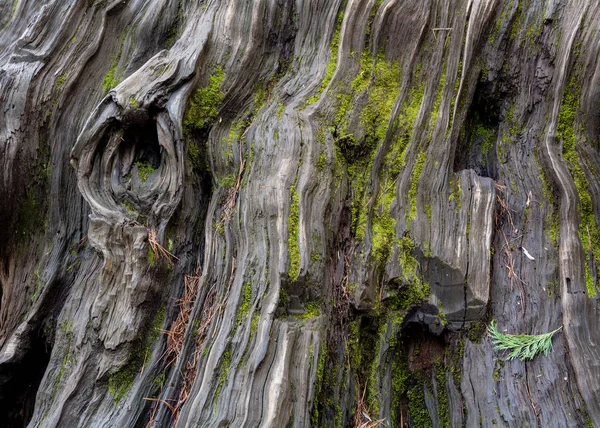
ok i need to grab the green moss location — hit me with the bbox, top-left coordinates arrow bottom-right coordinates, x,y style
490,0 -> 515,44
129,96 -> 138,109
276,99 -> 285,118
304,11 -> 344,107
148,308 -> 166,351
508,0 -> 523,43
372,189 -> 396,269
466,321 -> 486,344
407,151 -> 427,223
310,251 -> 321,264
407,385 -> 431,427
236,282 -> 252,326
279,287 -> 289,308
214,350 -> 231,401
311,344 -> 327,426
165,1 -> 182,48
295,302 -> 321,320
288,186 -> 300,280
557,66 -> 599,297
388,237 -> 430,310
102,28 -> 129,94
52,322 -> 73,398
108,363 -> 138,403
217,173 -> 236,189
147,247 -> 156,267
448,179 -> 462,209
435,363 -> 450,427
135,161 -> 155,183
359,53 -> 402,144
316,151 -> 327,171
250,313 -> 260,335
154,372 -> 166,390
334,52 -> 402,241
384,82 -> 425,177
108,308 -> 165,402
123,200 -> 137,216
473,120 -> 495,166
492,363 -> 500,383
56,73 -> 67,90
183,67 -> 225,133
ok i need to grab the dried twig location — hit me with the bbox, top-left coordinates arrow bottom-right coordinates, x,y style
354,382 -> 385,428
220,144 -> 245,225
147,228 -> 178,268
172,286 -> 217,423
161,274 -> 202,367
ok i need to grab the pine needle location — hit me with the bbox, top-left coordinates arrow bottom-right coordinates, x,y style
487,320 -> 562,361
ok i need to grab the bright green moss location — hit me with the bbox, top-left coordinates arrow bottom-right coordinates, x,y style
214,350 -> 231,402
558,70 -> 599,297
391,352 -> 409,424
396,237 -> 430,309
129,96 -> 138,109
490,0 -> 515,44
122,200 -> 137,216
435,363 -> 450,427
360,53 -> 402,143
372,189 -> 396,268
304,11 -> 344,107
472,120 -> 495,166
253,86 -> 268,112
135,161 -> 155,183
276,99 -> 285,118
407,385 -> 431,427
288,186 -> 300,280
165,1 -> 182,48
108,362 -> 138,403
217,173 -> 236,189
335,52 -> 402,240
102,28 -> 129,94
296,302 -> 321,320
448,179 -> 462,209
384,83 -> 425,177
311,344 -> 327,426
316,151 -> 327,171
236,282 -> 252,326
508,0 -> 523,43
183,67 -> 225,133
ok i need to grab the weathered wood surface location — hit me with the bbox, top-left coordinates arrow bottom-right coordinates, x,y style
0,0 -> 599,426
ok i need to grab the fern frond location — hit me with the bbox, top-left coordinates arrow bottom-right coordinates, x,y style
487,320 -> 562,361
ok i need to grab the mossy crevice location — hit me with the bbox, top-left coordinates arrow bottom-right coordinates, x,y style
184,67 -> 225,134
107,307 -> 165,403
557,55 -> 599,297
288,185 -> 300,281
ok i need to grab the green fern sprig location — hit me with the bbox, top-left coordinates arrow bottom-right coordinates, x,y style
487,320 -> 562,361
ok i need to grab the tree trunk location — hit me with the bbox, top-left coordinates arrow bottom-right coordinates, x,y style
1,0 -> 599,427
